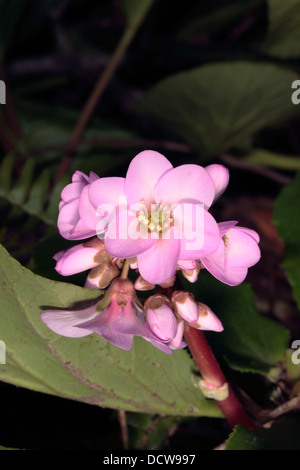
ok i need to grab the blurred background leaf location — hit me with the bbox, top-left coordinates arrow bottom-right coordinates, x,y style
136,62 -> 299,159
262,0 -> 300,58
273,172 -> 300,310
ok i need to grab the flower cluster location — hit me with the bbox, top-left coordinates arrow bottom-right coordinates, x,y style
41,150 -> 261,352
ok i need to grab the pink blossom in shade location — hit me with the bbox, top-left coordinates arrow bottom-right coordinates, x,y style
205,164 -> 230,202
57,170 -> 99,240
200,221 -> 261,286
88,150 -> 221,285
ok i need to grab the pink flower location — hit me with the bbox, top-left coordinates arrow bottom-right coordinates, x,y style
88,150 -> 222,285
201,221 -> 261,286
57,170 -> 99,240
40,279 -> 179,353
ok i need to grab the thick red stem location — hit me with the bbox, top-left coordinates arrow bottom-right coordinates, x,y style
184,325 -> 257,430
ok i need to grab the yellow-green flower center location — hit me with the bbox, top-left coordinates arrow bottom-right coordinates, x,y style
138,202 -> 173,234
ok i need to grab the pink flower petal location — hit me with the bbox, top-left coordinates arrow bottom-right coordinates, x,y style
54,243 -> 100,276
88,176 -> 125,209
61,181 -> 86,203
177,259 -> 197,270
125,150 -> 173,206
172,203 -> 220,259
201,249 -> 248,286
218,221 -> 238,237
237,227 -> 260,244
205,164 -> 229,201
77,300 -> 150,350
72,170 -> 89,183
142,337 -> 174,354
78,185 -> 103,231
225,228 -> 261,268
137,231 -> 180,285
40,304 -> 99,338
154,164 -> 215,208
57,199 -> 96,240
78,312 -> 134,350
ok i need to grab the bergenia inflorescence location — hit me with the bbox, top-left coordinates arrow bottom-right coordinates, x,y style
41,150 -> 261,353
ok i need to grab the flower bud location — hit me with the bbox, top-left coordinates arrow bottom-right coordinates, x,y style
144,295 -> 177,342
190,302 -> 223,332
171,291 -> 199,323
159,275 -> 176,288
85,262 -> 119,289
169,318 -> 185,349
134,275 -> 155,291
181,261 -> 202,284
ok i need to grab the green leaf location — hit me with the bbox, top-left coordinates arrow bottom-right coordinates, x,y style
182,275 -> 289,374
226,417 -> 300,450
273,172 -> 300,310
262,0 -> 300,58
23,169 -> 50,216
0,244 -> 221,417
137,62 -> 299,158
7,158 -> 34,204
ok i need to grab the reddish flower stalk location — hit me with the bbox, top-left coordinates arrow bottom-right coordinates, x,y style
184,325 -> 257,430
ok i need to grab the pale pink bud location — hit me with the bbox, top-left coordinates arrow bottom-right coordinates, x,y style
205,164 -> 229,202
145,295 -> 177,342
171,291 -> 199,323
191,302 -> 223,332
169,318 -> 185,349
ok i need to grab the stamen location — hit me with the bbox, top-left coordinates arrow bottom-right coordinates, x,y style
222,231 -> 231,253
137,201 -> 174,235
